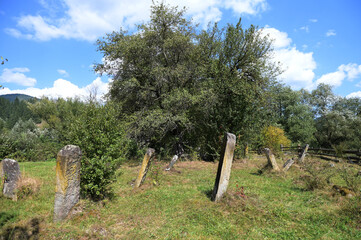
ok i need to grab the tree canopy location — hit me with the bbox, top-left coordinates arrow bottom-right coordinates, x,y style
95,2 -> 281,158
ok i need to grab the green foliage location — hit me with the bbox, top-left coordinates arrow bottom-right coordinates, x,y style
64,101 -> 137,200
80,156 -> 118,201
0,119 -> 61,161
95,2 -> 280,158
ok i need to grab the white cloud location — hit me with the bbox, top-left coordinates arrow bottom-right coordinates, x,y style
326,29 -> 336,37
6,0 -> 268,42
0,68 -> 37,87
57,69 -> 69,77
309,19 -> 318,23
316,63 -> 361,87
316,71 -> 345,87
262,27 -> 316,89
0,77 -> 110,101
347,91 -> 361,98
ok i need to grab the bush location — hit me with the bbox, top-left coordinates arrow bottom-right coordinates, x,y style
261,125 -> 291,153
81,156 -> 118,201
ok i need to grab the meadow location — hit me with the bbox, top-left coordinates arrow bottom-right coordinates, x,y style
1,154 -> 361,239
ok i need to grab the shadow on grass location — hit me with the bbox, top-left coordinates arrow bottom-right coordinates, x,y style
1,218 -> 40,240
202,189 -> 213,200
0,212 -> 17,228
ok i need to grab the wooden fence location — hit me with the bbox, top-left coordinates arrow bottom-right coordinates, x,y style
281,145 -> 361,165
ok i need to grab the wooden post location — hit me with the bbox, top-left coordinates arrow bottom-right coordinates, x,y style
134,148 -> 155,188
212,133 -> 236,202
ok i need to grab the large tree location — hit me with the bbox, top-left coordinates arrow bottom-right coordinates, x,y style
95,3 -> 280,158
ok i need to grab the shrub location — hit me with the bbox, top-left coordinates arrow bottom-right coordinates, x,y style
261,125 -> 291,153
81,156 -> 118,201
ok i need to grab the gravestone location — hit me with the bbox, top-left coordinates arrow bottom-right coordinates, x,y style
2,158 -> 21,200
54,145 -> 82,222
165,155 -> 178,171
134,148 -> 155,188
283,158 -> 294,171
264,148 -> 280,171
212,132 -> 236,202
298,144 -> 309,163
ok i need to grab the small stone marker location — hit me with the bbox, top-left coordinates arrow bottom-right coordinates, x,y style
165,155 -> 178,171
54,145 -> 82,222
264,148 -> 280,171
298,144 -> 309,163
283,158 -> 294,171
134,148 -> 155,188
212,132 -> 236,202
2,158 -> 21,200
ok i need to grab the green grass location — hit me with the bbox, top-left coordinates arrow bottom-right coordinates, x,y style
1,156 -> 361,239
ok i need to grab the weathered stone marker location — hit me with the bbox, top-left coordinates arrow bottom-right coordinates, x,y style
2,158 -> 21,200
54,145 -> 82,222
165,155 -> 178,171
263,148 -> 280,171
212,133 -> 236,202
283,158 -> 294,171
298,144 -> 309,163
134,148 -> 155,188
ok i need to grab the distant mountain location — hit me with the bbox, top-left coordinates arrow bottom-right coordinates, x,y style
0,93 -> 37,102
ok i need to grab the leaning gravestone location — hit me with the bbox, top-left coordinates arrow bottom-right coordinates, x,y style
165,155 -> 178,171
264,148 -> 280,171
54,145 -> 82,222
2,158 -> 21,200
134,148 -> 155,188
298,144 -> 309,163
283,158 -> 294,171
212,133 -> 236,202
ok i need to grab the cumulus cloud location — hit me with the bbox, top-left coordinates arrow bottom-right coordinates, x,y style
309,19 -> 318,23
0,77 -> 110,101
262,27 -> 316,89
6,0 -> 268,42
0,68 -> 37,87
347,91 -> 361,98
316,63 -> 361,87
326,29 -> 336,37
57,69 -> 69,77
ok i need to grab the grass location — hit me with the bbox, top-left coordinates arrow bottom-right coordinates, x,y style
1,155 -> 361,239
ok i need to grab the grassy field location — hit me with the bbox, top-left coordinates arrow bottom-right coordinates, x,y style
1,154 -> 361,239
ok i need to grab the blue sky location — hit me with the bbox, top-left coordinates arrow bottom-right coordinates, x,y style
1,0 -> 361,100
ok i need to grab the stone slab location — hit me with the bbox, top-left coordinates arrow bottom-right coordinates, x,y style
2,158 -> 21,200
212,132 -> 236,202
134,148 -> 155,188
54,145 -> 82,222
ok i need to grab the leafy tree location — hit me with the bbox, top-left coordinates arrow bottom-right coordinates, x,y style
95,2 -> 280,158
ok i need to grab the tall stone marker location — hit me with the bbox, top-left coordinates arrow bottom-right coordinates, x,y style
2,159 -> 21,200
264,148 -> 280,171
54,145 -> 82,222
165,155 -> 178,171
212,133 -> 236,202
298,144 -> 309,163
134,148 -> 155,188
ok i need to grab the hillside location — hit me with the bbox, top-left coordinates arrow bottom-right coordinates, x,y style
0,93 -> 36,102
